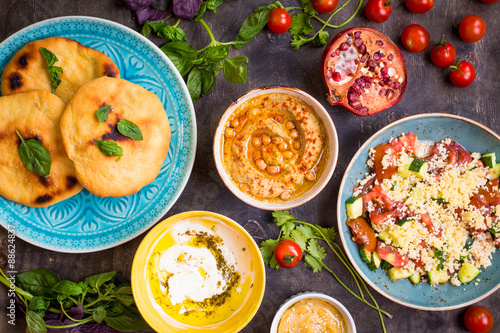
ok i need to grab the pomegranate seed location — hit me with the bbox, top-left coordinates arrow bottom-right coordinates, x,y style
348,93 -> 359,102
386,89 -> 395,99
363,76 -> 371,82
354,59 -> 359,64
387,54 -> 394,61
354,31 -> 361,38
369,67 -> 376,72
379,81 -> 385,87
376,40 -> 384,46
360,53 -> 369,63
354,38 -> 363,47
358,44 -> 366,54
332,72 -> 342,82
349,100 -> 361,108
394,82 -> 401,89
347,39 -> 352,46
380,67 -> 388,76
334,49 -> 340,56
339,42 -> 349,51
365,82 -> 371,89
359,107 -> 369,114
379,89 -> 387,97
373,52 -> 380,61
383,79 -> 391,85
355,78 -> 364,85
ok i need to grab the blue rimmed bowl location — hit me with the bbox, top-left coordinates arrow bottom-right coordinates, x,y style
337,113 -> 500,310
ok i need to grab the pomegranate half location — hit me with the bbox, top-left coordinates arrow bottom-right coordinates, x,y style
321,27 -> 407,116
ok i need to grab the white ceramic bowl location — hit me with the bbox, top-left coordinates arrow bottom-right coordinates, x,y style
270,292 -> 356,333
213,86 -> 339,210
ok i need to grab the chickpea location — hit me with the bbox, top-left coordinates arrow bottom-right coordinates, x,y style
278,142 -> 288,152
255,158 -> 267,171
290,129 -> 299,139
225,127 -> 235,138
280,191 -> 292,200
305,171 -> 316,181
283,151 -> 293,159
286,121 -> 295,130
262,134 -> 271,146
267,165 -> 279,175
272,136 -> 282,145
275,114 -> 284,123
293,140 -> 301,150
252,136 -> 262,147
252,150 -> 262,161
230,118 -> 240,128
240,184 -> 250,192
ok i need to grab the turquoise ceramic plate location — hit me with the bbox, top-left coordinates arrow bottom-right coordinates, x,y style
337,114 -> 500,310
0,17 -> 196,253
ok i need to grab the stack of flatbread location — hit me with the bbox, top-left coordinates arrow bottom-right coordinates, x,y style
0,37 -> 171,207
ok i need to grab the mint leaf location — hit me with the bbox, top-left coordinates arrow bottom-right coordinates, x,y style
117,120 -> 143,141
273,211 -> 296,226
307,239 -> 326,260
16,130 -> 51,178
290,12 -> 313,36
96,105 -> 111,124
259,238 -> 279,268
304,254 -> 322,273
95,140 -> 123,161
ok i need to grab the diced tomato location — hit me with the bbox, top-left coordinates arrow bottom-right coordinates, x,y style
363,185 -> 408,225
470,179 -> 500,209
377,241 -> 409,269
429,140 -> 471,165
346,217 -> 377,252
389,132 -> 417,153
371,144 -> 398,182
420,213 -> 442,238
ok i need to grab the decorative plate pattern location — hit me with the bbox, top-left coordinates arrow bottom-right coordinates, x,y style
337,114 -> 500,310
0,17 -> 196,253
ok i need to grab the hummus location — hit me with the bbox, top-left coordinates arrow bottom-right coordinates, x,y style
147,217 -> 255,327
278,298 -> 347,333
222,93 -> 328,202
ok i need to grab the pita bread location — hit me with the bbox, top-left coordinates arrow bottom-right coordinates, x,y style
60,76 -> 171,197
1,37 -> 120,104
0,90 -> 83,207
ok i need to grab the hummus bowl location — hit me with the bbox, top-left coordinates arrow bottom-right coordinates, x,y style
131,211 -> 265,332
214,86 -> 339,210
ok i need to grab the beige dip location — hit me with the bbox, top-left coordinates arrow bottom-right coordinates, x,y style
278,298 -> 347,333
222,93 -> 328,203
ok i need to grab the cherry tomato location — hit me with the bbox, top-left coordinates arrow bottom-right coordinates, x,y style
480,0 -> 499,3
430,35 -> 456,67
365,0 -> 393,23
459,15 -> 486,43
267,8 -> 292,34
405,0 -> 434,13
449,61 -> 476,88
274,240 -> 303,268
313,0 -> 339,13
464,306 -> 495,333
401,24 -> 430,53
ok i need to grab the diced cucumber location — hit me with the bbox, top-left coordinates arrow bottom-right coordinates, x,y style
346,196 -> 363,219
381,260 -> 394,270
409,273 -> 421,285
377,230 -> 389,242
369,251 -> 382,271
397,158 -> 413,178
397,218 -> 413,228
387,228 -> 403,247
489,163 -> 500,179
427,269 -> 449,285
457,263 -> 480,283
488,220 -> 500,235
388,267 -> 412,281
481,152 -> 496,169
359,244 -> 372,264
409,158 -> 429,178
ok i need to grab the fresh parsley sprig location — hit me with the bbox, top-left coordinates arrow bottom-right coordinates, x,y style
39,47 -> 63,93
261,211 -> 392,333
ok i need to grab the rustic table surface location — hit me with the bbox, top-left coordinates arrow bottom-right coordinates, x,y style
0,0 -> 499,332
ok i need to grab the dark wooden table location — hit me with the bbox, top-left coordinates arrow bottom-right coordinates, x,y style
0,1 -> 499,332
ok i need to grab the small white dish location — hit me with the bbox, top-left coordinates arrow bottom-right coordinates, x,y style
270,292 -> 356,333
213,86 -> 339,210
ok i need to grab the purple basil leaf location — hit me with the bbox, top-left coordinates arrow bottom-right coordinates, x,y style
43,308 -> 61,320
124,0 -> 154,10
173,0 -> 203,20
67,305 -> 84,320
135,7 -> 171,24
45,319 -> 68,333
152,0 -> 171,10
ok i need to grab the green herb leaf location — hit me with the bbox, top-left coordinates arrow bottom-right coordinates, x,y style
281,221 -> 295,238
95,140 -> 123,161
290,12 -> 313,36
117,119 -> 143,141
200,67 -> 216,95
96,105 -> 111,123
161,42 -> 199,76
223,56 -> 248,84
290,35 -> 311,51
114,293 -> 135,307
272,211 -> 296,226
104,304 -> 150,332
85,271 -> 116,291
149,21 -> 187,42
307,239 -> 326,260
233,1 -> 284,50
16,268 -> 60,299
140,21 -> 152,38
304,254 -> 322,273
204,45 -> 230,62
28,296 -> 50,313
289,229 -> 308,251
52,280 -> 83,296
259,238 -> 280,269
313,30 -> 329,47
300,0 -> 318,15
26,311 -> 47,333
296,224 -> 315,238
187,67 -> 203,102
16,130 -> 52,178
40,47 -> 63,93
93,305 -> 107,323
313,226 -> 337,243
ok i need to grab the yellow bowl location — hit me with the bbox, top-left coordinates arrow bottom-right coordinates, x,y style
131,211 -> 265,333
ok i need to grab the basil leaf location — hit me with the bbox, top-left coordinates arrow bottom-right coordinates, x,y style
193,0 -> 226,21
117,119 -> 143,141
223,56 -> 248,84
85,271 -> 116,290
204,45 -> 230,62
16,268 -> 60,299
104,304 -> 150,331
141,21 -> 151,38
52,280 -> 83,296
95,141 -> 123,161
28,296 -> 50,313
187,67 -> 203,102
114,293 -> 135,307
96,105 -> 111,123
233,1 -> 284,50
290,12 -> 313,36
40,47 -> 63,93
200,68 -> 216,95
93,305 -> 107,323
16,130 -> 52,178
161,42 -> 199,76
193,2 -> 208,21
26,311 -> 46,333
149,21 -> 187,42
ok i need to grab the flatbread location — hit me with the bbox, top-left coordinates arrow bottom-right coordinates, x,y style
1,37 -> 120,104
60,77 -> 171,197
0,90 -> 83,207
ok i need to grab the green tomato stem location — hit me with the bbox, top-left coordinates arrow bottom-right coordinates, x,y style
312,0 -> 363,29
